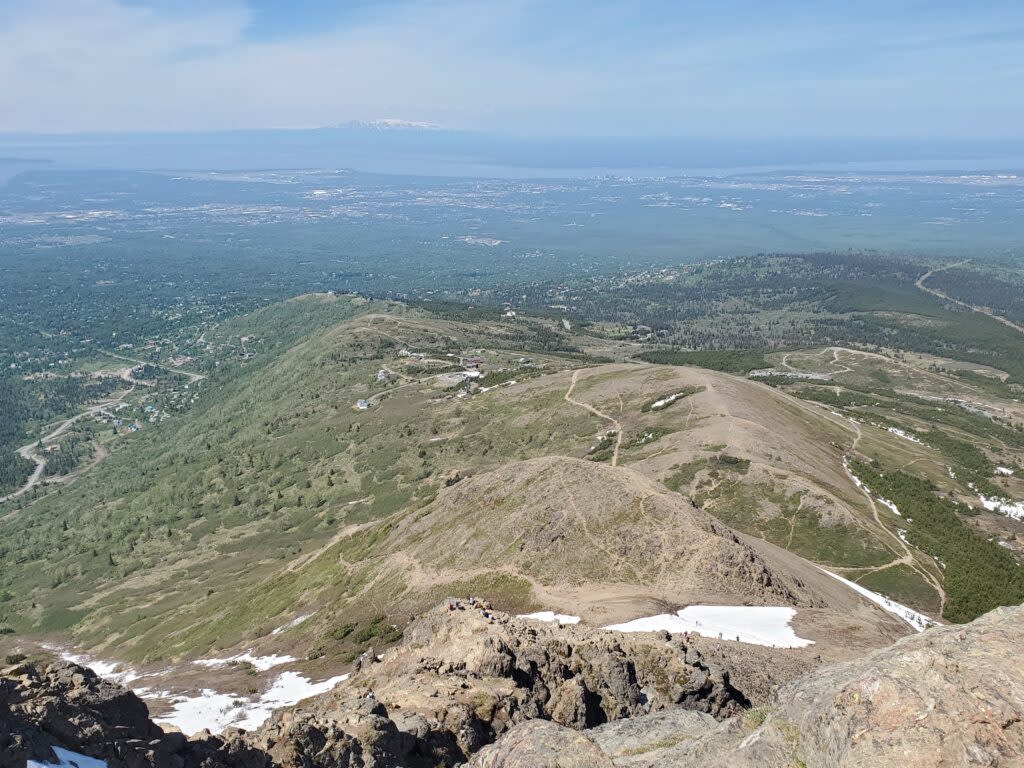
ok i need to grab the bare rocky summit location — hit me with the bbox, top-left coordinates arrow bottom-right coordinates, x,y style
247,597 -> 746,766
470,604 -> 1024,767
5,601 -> 1023,768
388,456 -> 815,610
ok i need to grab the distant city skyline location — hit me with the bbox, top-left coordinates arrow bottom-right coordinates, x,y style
2,0 -> 1023,138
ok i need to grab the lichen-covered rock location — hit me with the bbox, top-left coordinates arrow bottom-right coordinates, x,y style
468,720 -> 613,768
681,604 -> 1024,767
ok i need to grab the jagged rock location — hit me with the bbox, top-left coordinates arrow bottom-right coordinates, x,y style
471,604 -> 1024,768
9,602 -> 1023,768
0,661 -> 265,768
246,598 -> 747,766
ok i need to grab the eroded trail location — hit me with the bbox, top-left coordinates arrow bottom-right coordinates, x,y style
564,369 -> 624,467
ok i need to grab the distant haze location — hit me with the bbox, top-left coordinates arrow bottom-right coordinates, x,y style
2,131 -> 1024,178
1,0 -> 1023,139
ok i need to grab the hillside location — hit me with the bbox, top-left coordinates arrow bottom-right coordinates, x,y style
3,294 -> 1024,735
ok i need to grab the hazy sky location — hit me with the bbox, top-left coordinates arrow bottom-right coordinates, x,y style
2,0 -> 1023,137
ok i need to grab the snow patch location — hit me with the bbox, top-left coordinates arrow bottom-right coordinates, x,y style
195,651 -> 296,672
878,497 -> 901,517
978,495 -> 1024,521
605,605 -> 813,648
57,651 -> 140,685
648,391 -> 691,410
153,671 -> 349,735
886,427 -> 922,444
271,613 -> 314,635
996,466 -> 1015,476
518,611 -> 580,625
28,747 -> 108,768
819,568 -> 937,632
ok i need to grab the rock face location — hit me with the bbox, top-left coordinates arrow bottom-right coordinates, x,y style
469,604 -> 1024,768
247,597 -> 747,767
0,660 -> 263,768
469,710 -> 720,768
7,602 -> 1024,768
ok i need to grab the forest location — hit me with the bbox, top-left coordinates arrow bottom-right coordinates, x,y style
849,459 -> 1024,623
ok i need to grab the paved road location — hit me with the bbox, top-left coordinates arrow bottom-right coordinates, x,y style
917,261 -> 1024,336
0,390 -> 134,504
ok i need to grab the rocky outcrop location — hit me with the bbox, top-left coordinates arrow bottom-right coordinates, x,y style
469,604 -> 1024,767
9,601 -> 1024,768
246,597 -> 747,766
468,708 -> 721,768
0,660 -> 264,768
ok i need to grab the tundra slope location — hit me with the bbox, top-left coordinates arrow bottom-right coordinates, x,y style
6,295 -> 1014,689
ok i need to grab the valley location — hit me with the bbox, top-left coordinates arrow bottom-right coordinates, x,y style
4,290 -> 1024,743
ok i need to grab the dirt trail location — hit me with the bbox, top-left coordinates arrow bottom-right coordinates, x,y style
841,419 -> 947,611
564,369 -> 624,467
284,506 -> 377,572
917,261 -> 1024,336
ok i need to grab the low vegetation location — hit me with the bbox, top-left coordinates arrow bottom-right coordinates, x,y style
849,459 -> 1024,623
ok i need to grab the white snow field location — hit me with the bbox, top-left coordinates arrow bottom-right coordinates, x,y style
517,610 -> 581,625
151,671 -> 350,735
271,613 -> 314,635
819,568 -> 937,632
57,651 -> 140,685
604,605 -> 814,648
194,651 -> 297,671
979,494 -> 1024,521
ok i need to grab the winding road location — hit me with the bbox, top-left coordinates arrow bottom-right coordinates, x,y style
917,261 -> 1024,336
0,390 -> 134,504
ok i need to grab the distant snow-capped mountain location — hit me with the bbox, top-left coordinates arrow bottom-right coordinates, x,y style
335,119 -> 443,131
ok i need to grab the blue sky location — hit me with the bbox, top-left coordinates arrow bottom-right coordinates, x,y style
1,0 -> 1023,137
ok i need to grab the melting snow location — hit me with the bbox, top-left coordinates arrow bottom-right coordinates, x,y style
57,651 -> 140,685
996,466 -> 1015,476
518,611 -> 581,625
152,671 -> 349,735
878,497 -> 901,517
886,427 -> 922,444
28,747 -> 108,768
271,613 -> 314,635
194,651 -> 296,672
978,495 -> 1024,521
649,392 -> 690,411
605,605 -> 813,648
819,568 -> 937,632
844,458 -> 901,516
